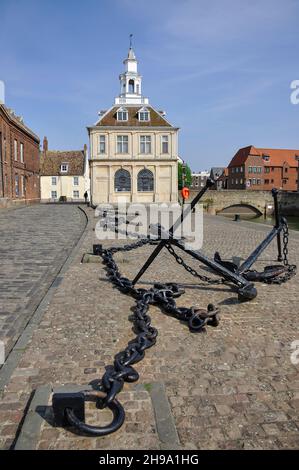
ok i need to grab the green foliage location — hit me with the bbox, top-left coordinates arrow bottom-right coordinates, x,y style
178,161 -> 192,189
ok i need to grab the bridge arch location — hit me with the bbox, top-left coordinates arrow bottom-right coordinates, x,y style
217,203 -> 263,217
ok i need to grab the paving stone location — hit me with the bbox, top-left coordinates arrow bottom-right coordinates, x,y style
0,204 -> 86,356
0,211 -> 298,449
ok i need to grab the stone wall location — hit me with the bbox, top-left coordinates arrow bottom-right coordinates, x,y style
279,191 -> 299,216
188,189 -> 274,215
187,189 -> 299,216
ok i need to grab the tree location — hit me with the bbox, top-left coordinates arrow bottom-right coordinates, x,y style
178,161 -> 192,189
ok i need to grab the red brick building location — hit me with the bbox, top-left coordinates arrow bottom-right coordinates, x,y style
0,103 -> 40,204
227,146 -> 299,191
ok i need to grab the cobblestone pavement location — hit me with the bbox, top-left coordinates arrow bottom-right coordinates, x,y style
0,204 -> 86,356
0,209 -> 298,450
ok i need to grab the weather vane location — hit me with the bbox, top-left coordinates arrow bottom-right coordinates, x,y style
129,33 -> 133,48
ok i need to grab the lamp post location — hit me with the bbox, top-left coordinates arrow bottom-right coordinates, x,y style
182,161 -> 186,207
182,161 -> 186,188
296,155 -> 299,192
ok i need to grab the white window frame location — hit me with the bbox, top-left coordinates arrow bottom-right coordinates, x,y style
51,190 -> 57,199
73,176 -> 79,186
99,135 -> 106,154
140,135 -> 151,154
138,107 -> 150,121
20,143 -> 24,163
60,164 -> 68,173
14,139 -> 18,161
117,107 -> 128,121
117,135 -> 129,154
73,190 -> 79,198
51,176 -> 57,186
161,135 -> 169,154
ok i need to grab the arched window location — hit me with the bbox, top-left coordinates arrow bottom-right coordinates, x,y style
128,79 -> 134,93
115,169 -> 131,192
137,169 -> 154,192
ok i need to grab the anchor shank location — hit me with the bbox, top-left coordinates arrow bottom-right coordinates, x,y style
170,177 -> 215,236
238,224 -> 283,274
132,241 -> 166,285
175,241 -> 250,288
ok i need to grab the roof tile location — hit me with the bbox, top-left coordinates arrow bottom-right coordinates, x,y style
96,106 -> 173,127
40,150 -> 85,176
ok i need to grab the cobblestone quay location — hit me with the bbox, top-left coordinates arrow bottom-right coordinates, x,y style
0,204 -> 86,356
0,209 -> 298,449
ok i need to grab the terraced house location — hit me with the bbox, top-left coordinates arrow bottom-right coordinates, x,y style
40,137 -> 89,202
88,45 -> 179,204
0,102 -> 40,207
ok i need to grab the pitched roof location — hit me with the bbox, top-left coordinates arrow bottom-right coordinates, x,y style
0,103 -> 40,142
229,146 -> 299,167
210,167 -> 225,178
94,106 -> 175,128
255,147 -> 299,167
40,150 -> 85,176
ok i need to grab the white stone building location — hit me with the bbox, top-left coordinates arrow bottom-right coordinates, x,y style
87,45 -> 179,205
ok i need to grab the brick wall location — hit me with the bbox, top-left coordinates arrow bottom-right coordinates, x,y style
228,156 -> 298,191
0,106 -> 40,202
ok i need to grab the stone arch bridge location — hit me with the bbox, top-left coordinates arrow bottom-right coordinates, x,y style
189,190 -> 275,216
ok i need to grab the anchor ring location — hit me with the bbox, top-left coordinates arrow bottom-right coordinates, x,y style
65,391 -> 125,437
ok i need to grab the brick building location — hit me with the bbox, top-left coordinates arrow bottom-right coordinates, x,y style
0,103 -> 40,204
227,146 -> 299,191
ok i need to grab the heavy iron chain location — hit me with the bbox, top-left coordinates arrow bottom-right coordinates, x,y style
165,244 -> 227,285
262,221 -> 297,285
92,223 -> 220,417
165,222 -> 296,286
94,213 -> 294,413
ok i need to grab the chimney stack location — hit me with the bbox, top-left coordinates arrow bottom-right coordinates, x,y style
43,136 -> 48,153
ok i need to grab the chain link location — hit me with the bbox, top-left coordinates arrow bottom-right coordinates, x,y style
262,221 -> 297,284
165,244 -> 227,285
95,214 -> 296,413
94,218 -> 219,411
243,220 -> 296,284
165,224 -> 296,286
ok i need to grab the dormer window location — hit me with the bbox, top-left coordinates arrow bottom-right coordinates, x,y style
61,163 -> 69,173
117,107 -> 128,121
262,154 -> 270,161
138,107 -> 150,121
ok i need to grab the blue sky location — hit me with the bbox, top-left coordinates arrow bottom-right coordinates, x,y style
1,0 -> 299,171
